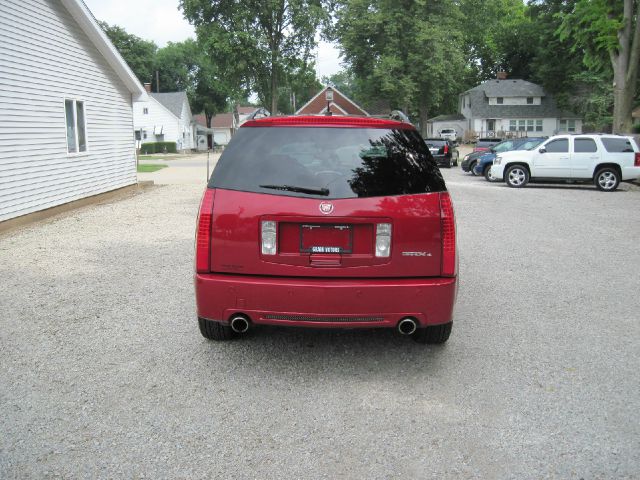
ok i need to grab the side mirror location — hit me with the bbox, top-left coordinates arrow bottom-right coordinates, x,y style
538,147 -> 546,154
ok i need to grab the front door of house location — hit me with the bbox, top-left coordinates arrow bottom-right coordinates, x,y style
486,119 -> 496,134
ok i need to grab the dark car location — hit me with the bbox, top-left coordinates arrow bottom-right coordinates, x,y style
194,115 -> 458,344
461,150 -> 485,174
473,137 -> 547,181
424,138 -> 459,168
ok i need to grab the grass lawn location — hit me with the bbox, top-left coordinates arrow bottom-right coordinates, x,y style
138,155 -> 167,160
137,163 -> 168,173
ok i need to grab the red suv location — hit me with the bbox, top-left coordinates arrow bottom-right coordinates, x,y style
194,115 -> 458,344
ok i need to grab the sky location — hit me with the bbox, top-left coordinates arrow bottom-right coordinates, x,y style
84,0 -> 342,79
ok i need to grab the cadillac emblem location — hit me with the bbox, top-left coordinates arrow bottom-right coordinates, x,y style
319,202 -> 334,215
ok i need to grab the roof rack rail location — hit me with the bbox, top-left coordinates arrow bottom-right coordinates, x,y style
246,107 -> 270,121
389,110 -> 411,124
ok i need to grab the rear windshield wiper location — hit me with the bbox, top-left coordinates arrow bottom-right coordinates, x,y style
259,184 -> 330,196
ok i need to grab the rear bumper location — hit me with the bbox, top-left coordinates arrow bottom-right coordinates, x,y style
621,166 -> 640,181
195,273 -> 457,329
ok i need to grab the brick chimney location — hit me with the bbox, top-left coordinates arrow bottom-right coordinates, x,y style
144,82 -> 152,93
496,71 -> 507,80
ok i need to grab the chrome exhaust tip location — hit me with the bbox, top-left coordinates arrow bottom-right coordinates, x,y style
397,317 -> 418,336
230,315 -> 250,333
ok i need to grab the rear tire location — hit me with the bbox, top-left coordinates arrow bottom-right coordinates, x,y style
453,153 -> 459,167
594,167 -> 620,191
198,317 -> 237,341
412,322 -> 452,344
505,164 -> 529,188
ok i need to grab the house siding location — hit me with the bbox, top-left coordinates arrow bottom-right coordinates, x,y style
0,0 -> 137,222
133,99 -> 179,146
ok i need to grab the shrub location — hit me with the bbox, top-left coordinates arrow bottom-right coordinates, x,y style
140,142 -> 177,154
632,123 -> 640,134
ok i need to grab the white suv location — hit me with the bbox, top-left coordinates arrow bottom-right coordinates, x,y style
439,128 -> 457,142
490,134 -> 640,191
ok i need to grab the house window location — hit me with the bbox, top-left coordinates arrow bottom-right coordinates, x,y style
135,130 -> 141,141
64,99 -> 87,153
497,97 -> 504,104
509,120 -> 517,132
143,107 -> 149,115
143,131 -> 147,139
527,97 -> 534,104
526,119 -> 535,132
518,120 -> 526,131
559,119 -> 576,132
536,120 -> 543,132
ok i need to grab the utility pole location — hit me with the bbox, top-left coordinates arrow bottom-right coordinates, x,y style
155,70 -> 160,93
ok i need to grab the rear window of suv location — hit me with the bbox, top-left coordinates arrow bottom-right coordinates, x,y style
601,137 -> 635,153
209,126 -> 446,199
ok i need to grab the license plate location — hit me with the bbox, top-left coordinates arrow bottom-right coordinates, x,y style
300,224 -> 352,254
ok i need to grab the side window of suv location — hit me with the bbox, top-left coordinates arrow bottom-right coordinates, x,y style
574,138 -> 598,153
545,139 -> 568,153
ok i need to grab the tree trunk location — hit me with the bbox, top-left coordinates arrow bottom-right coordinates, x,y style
611,0 -> 640,133
271,66 -> 278,115
205,111 -> 213,129
418,105 -> 428,137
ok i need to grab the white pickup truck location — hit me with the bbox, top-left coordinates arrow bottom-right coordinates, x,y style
490,134 -> 640,191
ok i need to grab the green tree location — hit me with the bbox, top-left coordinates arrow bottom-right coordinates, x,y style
331,0 -> 466,135
559,0 -> 640,133
155,40 -> 200,95
99,21 -> 157,84
180,0 -> 331,113
192,58 -> 233,128
459,0 -> 529,82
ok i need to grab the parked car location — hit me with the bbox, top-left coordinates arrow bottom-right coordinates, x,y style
439,128 -> 457,143
460,150 -> 485,174
473,137 -> 547,181
195,115 -> 458,344
424,138 -> 459,168
473,138 -> 502,153
490,134 -> 640,191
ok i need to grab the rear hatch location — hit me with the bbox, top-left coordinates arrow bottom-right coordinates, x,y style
424,139 -> 447,158
207,120 -> 448,278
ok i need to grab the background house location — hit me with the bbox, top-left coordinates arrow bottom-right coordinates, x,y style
194,106 -> 266,150
0,0 -> 146,223
427,74 -> 582,140
296,86 -> 368,116
133,88 -> 195,151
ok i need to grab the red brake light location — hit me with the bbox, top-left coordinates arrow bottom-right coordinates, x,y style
196,189 -> 214,273
443,144 -> 449,155
635,152 -> 640,167
242,115 -> 414,130
440,192 -> 456,277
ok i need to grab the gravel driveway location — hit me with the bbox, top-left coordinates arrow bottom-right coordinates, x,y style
1,171 -> 639,478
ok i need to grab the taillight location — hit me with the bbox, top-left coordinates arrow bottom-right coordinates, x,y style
635,152 -> 640,167
443,144 -> 449,155
261,220 -> 277,255
195,189 -> 214,273
375,223 -> 392,257
440,192 -> 456,277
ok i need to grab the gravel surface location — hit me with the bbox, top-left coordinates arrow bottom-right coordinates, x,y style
1,171 -> 639,479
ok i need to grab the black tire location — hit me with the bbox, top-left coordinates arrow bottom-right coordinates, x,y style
413,322 -> 452,344
594,167 -> 620,192
483,164 -> 494,182
445,157 -> 452,168
198,317 -> 237,341
469,161 -> 478,175
453,153 -> 459,167
505,164 -> 529,188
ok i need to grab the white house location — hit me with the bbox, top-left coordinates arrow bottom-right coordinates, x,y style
133,89 -> 195,152
0,0 -> 146,223
427,74 -> 582,140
